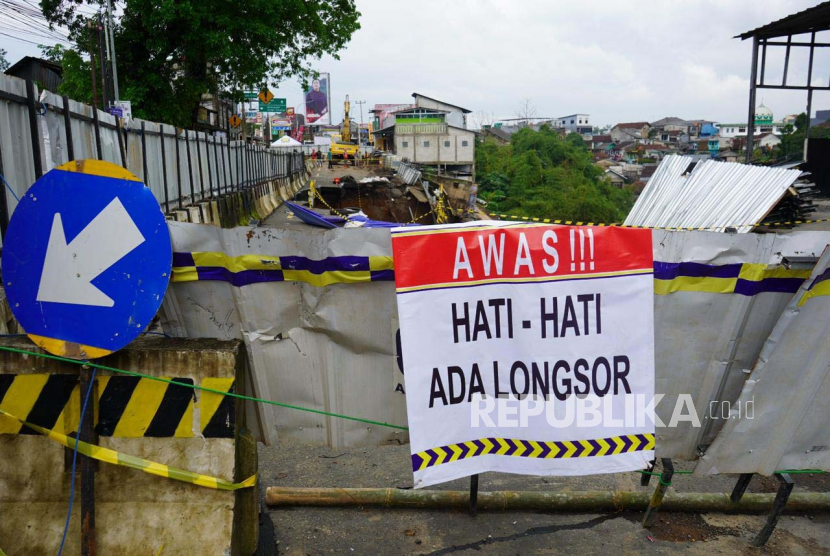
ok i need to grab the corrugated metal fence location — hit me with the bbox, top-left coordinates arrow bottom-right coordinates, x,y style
0,74 -> 304,242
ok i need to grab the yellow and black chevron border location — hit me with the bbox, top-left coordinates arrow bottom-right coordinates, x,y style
0,374 -> 235,438
489,213 -> 830,231
412,434 -> 655,471
0,408 -> 255,491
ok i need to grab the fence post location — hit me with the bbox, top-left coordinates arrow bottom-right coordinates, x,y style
731,473 -> 754,503
753,474 -> 795,546
185,130 -> 194,204
0,130 -> 9,238
92,105 -> 103,160
175,128 -> 183,210
62,96 -> 75,162
25,79 -> 43,179
205,132 -> 214,198
159,124 -> 170,214
140,121 -> 149,190
116,117 -> 127,168
195,131 -> 205,202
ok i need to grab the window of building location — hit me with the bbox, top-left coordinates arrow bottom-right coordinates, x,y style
571,119 -> 575,124
402,141 -> 408,147
444,140 -> 450,147
462,140 -> 469,147
739,128 -> 746,133
423,141 -> 429,147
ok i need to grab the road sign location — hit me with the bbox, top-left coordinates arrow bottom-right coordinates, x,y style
286,107 -> 295,116
258,88 -> 274,105
243,91 -> 258,100
2,160 -> 172,360
259,98 -> 287,113
229,114 -> 242,127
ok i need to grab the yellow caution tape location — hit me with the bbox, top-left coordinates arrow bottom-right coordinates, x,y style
488,213 -> 830,232
0,408 -> 256,491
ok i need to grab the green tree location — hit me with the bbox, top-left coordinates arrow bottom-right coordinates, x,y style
476,125 -> 633,223
41,0 -> 361,126
0,48 -> 9,72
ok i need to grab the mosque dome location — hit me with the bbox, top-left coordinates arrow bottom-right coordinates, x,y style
754,102 -> 773,126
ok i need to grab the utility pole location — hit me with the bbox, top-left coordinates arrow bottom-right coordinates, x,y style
96,12 -> 109,109
106,0 -> 119,101
354,100 -> 366,145
87,21 -> 99,109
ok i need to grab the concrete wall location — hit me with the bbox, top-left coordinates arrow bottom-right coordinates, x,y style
394,127 -> 474,165
0,336 -> 257,556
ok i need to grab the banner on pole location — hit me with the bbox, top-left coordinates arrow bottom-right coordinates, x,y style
391,221 -> 655,488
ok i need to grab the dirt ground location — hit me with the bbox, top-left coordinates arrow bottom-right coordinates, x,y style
256,441 -> 830,556
262,162 -> 425,229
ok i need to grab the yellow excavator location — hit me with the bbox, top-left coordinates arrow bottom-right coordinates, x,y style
330,94 -> 359,162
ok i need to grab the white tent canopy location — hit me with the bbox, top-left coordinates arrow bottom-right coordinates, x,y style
270,135 -> 302,148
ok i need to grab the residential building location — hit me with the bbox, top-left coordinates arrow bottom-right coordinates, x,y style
757,133 -> 781,149
555,114 -> 592,134
373,105 -> 476,173
610,122 -> 651,143
412,93 -> 471,129
605,168 -> 627,187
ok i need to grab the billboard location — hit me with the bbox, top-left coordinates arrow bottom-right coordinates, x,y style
305,73 -> 331,126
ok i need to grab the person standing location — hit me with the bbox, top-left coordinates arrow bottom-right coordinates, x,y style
317,149 -> 324,168
327,149 -> 333,169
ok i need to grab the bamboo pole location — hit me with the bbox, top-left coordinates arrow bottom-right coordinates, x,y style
266,487 -> 830,514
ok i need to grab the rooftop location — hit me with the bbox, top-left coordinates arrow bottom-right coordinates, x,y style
614,122 -> 650,129
737,1 -> 830,40
411,93 -> 472,114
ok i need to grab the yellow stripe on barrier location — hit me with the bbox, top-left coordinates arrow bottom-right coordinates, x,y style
0,408 -> 255,491
798,280 -> 830,307
654,276 -> 736,295
191,252 -> 282,272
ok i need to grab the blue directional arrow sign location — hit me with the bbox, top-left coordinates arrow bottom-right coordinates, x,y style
2,160 -> 172,360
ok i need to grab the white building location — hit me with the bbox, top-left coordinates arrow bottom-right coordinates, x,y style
719,103 -> 785,139
556,114 -> 591,134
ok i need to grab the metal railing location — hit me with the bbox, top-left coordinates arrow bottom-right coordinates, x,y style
0,74 -> 305,241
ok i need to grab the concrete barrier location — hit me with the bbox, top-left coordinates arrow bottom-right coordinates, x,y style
0,336 -> 258,556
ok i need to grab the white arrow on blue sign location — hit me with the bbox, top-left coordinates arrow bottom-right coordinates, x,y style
2,160 -> 172,360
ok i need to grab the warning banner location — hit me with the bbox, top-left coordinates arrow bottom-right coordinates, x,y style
391,221 -> 655,488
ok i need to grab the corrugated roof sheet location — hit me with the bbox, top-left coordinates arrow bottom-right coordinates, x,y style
624,154 -> 802,232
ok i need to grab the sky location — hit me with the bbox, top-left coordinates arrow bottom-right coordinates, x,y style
3,0 -> 829,128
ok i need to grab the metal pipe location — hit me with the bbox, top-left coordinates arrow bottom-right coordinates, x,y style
80,366 -> 97,556
185,130 -> 194,204
746,36 -> 760,163
643,458 -> 674,527
265,487 -> 830,513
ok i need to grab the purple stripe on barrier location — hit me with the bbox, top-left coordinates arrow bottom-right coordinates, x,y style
734,277 -> 806,296
653,261 -> 742,280
196,267 -> 284,287
173,252 -> 195,267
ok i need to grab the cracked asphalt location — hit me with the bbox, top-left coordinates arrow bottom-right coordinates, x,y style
257,441 -> 830,556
